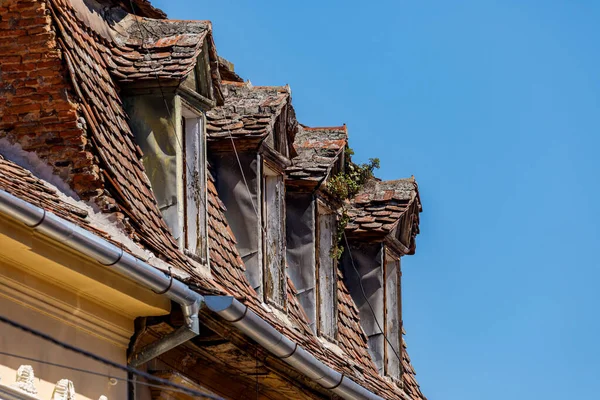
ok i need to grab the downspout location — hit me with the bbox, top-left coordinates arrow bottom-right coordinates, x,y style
0,190 -> 203,367
204,296 -> 386,400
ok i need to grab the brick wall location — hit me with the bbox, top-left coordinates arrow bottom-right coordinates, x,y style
0,0 -> 105,201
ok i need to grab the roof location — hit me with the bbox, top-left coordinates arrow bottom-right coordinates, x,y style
206,81 -> 291,140
0,0 -> 426,398
217,56 -> 244,83
286,125 -> 347,183
346,178 -> 422,244
108,12 -> 211,82
127,0 -> 168,19
48,0 -> 213,276
0,153 -> 193,282
0,150 -> 425,399
0,155 -> 95,234
62,0 -> 214,84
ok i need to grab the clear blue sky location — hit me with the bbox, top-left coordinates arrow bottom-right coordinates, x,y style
155,1 -> 600,398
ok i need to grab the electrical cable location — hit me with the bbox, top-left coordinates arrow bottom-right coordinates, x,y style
226,129 -> 287,297
131,0 -> 398,381
0,351 -> 215,397
0,315 -> 222,399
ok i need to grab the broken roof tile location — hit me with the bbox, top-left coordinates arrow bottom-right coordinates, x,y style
1,0 -> 427,398
347,178 -> 422,246
286,125 -> 347,184
206,81 -> 293,143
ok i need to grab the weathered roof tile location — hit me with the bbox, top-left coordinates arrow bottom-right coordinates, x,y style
347,178 -> 422,248
286,125 -> 347,184
206,81 -> 293,142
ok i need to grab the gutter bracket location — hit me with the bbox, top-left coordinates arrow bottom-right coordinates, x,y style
129,319 -> 199,368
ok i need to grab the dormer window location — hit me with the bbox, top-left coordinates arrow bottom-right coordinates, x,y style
272,104 -> 291,157
207,82 -> 295,308
341,178 -> 421,379
181,38 -> 214,102
341,243 -> 402,379
124,95 -> 209,264
120,29 -> 216,264
341,242 -> 386,372
285,126 -> 347,337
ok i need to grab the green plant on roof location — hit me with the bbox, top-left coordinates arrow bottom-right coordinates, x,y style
327,148 -> 380,259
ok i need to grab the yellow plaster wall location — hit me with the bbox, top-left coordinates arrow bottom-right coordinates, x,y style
0,215 -> 171,320
0,299 -> 127,399
0,209 -> 175,399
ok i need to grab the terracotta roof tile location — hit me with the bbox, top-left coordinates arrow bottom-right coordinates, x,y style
127,0 -> 167,19
0,155 -> 93,231
346,178 -> 422,245
206,81 -> 291,140
47,0 -> 219,287
286,125 -> 347,182
2,1 -> 427,398
109,14 -> 210,82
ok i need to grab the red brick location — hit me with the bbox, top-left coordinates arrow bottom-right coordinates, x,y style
17,32 -> 54,45
0,71 -> 29,81
1,55 -> 22,64
0,29 -> 26,38
14,87 -> 37,96
17,16 -> 49,27
20,8 -> 47,18
1,63 -> 35,72
9,103 -> 40,114
21,53 -> 42,62
27,25 -> 51,35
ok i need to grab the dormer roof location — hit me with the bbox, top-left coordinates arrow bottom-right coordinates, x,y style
126,0 -> 167,19
109,15 -> 211,82
0,0 -> 426,398
206,81 -> 293,140
346,178 -> 422,252
286,125 -> 347,184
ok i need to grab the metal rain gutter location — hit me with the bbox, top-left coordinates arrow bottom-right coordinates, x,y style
0,189 -> 203,367
0,189 -> 387,399
204,296 -> 386,400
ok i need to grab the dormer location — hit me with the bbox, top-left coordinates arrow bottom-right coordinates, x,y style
115,14 -> 222,263
206,78 -> 297,308
285,125 -> 348,336
341,178 -> 422,380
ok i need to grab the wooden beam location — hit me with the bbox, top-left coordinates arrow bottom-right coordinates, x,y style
135,322 -> 327,400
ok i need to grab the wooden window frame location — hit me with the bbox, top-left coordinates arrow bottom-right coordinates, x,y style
180,104 -> 209,264
262,162 -> 287,309
383,250 -> 403,380
315,200 -> 338,341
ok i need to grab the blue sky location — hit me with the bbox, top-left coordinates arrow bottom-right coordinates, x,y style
154,1 -> 600,398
